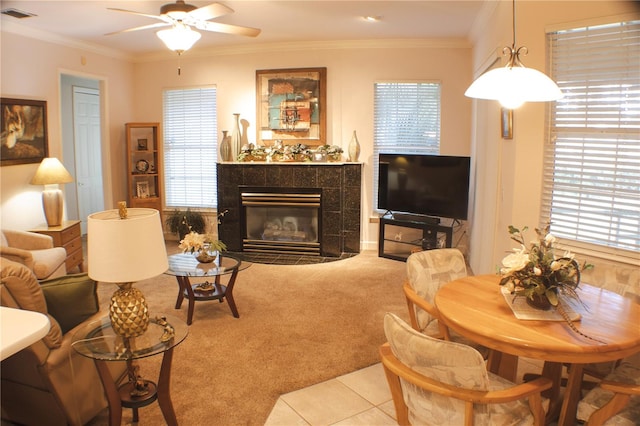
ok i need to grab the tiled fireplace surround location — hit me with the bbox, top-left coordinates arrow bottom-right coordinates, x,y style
217,162 -> 362,257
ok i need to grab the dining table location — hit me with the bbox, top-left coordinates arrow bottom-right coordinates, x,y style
434,274 -> 640,426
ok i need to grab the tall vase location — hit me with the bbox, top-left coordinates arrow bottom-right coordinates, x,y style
240,119 -> 250,147
231,113 -> 242,161
219,130 -> 232,162
348,130 -> 361,162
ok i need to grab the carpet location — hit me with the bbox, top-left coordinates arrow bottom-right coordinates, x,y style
89,250 -> 408,425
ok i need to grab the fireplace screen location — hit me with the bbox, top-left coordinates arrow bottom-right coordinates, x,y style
241,191 -> 321,255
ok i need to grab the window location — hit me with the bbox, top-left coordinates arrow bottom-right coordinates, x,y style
163,87 -> 217,208
543,20 -> 640,260
373,82 -> 441,210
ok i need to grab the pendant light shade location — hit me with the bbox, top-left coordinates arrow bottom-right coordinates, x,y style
157,23 -> 201,54
465,0 -> 563,108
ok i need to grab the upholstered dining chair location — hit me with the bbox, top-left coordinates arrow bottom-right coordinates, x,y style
380,312 -> 552,426
576,355 -> 640,426
404,248 -> 490,357
404,248 -> 467,338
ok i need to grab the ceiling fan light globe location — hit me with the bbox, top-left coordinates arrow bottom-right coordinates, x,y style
157,24 -> 201,52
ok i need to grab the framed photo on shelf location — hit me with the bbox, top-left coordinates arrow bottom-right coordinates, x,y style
256,67 -> 326,147
137,138 -> 148,150
1,98 -> 48,166
136,181 -> 150,199
501,108 -> 513,139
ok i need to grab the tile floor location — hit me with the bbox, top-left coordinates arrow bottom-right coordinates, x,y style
264,357 -> 547,425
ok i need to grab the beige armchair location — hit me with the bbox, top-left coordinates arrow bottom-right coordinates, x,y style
577,356 -> 640,425
404,248 -> 488,358
1,258 -> 125,426
381,312 -> 552,425
1,229 -> 66,280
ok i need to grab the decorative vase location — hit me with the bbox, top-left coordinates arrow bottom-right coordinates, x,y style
526,293 -> 552,311
348,130 -> 361,162
195,244 -> 217,263
240,118 -> 250,147
219,130 -> 233,162
231,113 -> 242,161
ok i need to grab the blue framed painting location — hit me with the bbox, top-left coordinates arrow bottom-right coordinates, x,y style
256,67 -> 326,147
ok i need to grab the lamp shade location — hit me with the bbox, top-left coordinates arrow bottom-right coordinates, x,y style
157,23 -> 201,53
465,65 -> 564,109
88,208 -> 168,283
30,158 -> 73,185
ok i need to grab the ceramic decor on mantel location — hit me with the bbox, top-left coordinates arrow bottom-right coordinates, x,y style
219,130 -> 232,162
348,130 -> 361,162
231,113 -> 242,160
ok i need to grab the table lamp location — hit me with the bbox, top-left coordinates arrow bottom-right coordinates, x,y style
30,157 -> 74,227
88,206 -> 168,338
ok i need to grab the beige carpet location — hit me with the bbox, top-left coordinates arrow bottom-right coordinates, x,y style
89,250 -> 408,425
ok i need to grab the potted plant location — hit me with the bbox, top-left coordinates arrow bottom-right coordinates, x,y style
165,209 -> 206,240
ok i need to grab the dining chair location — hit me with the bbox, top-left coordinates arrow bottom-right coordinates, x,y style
576,356 -> 640,426
404,248 -> 489,356
380,312 -> 552,426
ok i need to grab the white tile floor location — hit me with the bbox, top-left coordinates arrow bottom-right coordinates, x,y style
264,357 -> 547,425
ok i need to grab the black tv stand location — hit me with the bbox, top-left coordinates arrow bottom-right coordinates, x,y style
378,213 -> 454,261
390,212 -> 440,225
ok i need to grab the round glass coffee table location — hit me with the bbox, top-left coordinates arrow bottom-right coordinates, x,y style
72,314 -> 188,426
165,253 -> 251,325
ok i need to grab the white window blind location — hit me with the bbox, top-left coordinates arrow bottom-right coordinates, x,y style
373,82 -> 441,210
163,87 -> 217,208
543,20 -> 640,258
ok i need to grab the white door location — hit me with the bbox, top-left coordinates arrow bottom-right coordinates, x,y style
73,87 -> 104,234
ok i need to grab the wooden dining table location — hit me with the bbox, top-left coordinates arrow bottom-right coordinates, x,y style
434,274 -> 640,426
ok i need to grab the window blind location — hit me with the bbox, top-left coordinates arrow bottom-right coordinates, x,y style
163,87 -> 217,208
373,82 -> 441,211
543,20 -> 640,258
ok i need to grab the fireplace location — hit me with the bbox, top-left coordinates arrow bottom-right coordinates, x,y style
241,188 -> 322,255
217,162 -> 362,257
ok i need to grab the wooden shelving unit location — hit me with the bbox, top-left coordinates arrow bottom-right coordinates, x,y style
126,122 -> 163,213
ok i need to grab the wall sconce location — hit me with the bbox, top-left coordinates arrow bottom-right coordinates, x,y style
29,157 -> 73,227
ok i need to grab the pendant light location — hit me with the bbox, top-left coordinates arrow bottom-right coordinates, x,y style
465,0 -> 563,109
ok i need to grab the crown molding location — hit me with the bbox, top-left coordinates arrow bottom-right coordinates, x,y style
1,20 -> 134,61
134,38 -> 472,63
2,18 -> 470,64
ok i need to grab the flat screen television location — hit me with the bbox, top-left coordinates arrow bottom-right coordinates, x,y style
378,153 -> 471,220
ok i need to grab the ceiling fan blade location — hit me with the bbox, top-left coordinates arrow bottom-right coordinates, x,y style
196,21 -> 261,37
107,7 -> 168,22
187,3 -> 233,21
105,22 -> 171,36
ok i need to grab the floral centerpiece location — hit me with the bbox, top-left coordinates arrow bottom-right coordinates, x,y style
316,144 -> 343,161
238,144 -> 267,162
500,224 -> 592,309
179,231 -> 227,263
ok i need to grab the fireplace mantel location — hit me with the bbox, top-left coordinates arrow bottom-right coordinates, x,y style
217,162 -> 362,257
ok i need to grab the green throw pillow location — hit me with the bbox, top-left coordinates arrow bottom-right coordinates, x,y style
40,273 -> 99,334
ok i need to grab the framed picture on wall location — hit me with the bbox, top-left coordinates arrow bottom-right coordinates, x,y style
501,107 -> 513,140
256,67 -> 327,147
1,98 -> 49,166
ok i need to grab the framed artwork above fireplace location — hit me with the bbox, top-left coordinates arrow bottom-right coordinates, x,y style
256,67 -> 327,147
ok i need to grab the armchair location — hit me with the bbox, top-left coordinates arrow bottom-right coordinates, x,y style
380,313 -> 552,425
1,229 -> 66,280
381,312 -> 551,425
0,258 -> 125,426
577,357 -> 640,425
404,249 -> 488,356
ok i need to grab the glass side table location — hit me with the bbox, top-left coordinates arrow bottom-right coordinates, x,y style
165,253 -> 252,325
72,314 -> 188,426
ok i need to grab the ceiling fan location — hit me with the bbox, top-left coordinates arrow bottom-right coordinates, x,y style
106,0 -> 260,52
